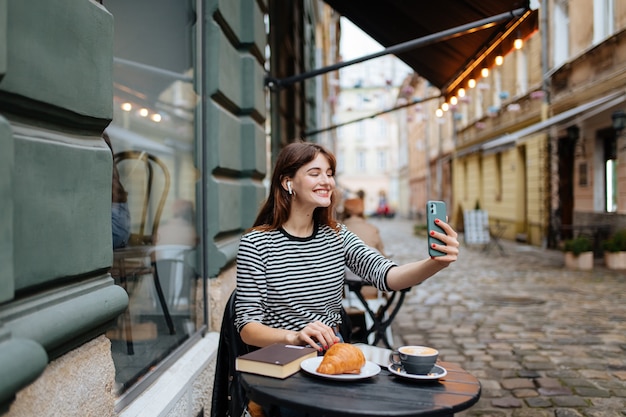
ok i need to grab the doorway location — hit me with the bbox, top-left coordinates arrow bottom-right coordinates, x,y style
558,133 -> 576,240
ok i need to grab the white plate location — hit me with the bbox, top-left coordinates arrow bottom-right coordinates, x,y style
300,357 -> 381,380
387,364 -> 447,380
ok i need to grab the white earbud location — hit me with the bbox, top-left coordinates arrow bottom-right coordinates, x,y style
287,181 -> 293,195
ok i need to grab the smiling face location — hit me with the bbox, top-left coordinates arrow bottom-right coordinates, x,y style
289,153 -> 335,210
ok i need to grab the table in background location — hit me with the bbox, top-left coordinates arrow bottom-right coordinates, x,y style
343,277 -> 408,349
240,361 -> 481,417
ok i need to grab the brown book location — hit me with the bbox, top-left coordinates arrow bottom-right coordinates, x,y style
235,343 -> 318,379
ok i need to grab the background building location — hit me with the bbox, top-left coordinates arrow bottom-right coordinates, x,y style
446,0 -> 625,252
332,20 -> 412,217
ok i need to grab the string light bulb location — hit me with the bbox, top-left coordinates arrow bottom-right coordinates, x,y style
441,102 -> 449,112
435,108 -> 444,118
481,68 -> 489,78
514,36 -> 523,50
468,79 -> 476,89
450,96 -> 458,106
458,88 -> 466,98
495,55 -> 504,66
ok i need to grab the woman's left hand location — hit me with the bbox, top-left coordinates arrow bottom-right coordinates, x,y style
430,219 -> 459,263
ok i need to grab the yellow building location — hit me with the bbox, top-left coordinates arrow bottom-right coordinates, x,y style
441,1 -> 625,251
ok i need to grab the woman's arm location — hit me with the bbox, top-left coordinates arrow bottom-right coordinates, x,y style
385,219 -> 459,291
240,321 -> 339,351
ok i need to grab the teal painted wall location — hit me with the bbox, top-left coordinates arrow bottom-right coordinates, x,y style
0,0 -> 128,409
204,0 -> 267,278
0,0 -> 272,411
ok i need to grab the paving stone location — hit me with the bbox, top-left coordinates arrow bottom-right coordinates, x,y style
491,361 -> 523,370
512,389 -> 538,398
501,378 -> 535,390
517,370 -> 541,378
613,371 -> 626,381
523,361 -> 556,370
560,378 -> 596,388
579,369 -> 612,380
554,409 -> 584,417
524,397 -> 552,408
535,377 -> 563,388
512,409 -> 553,417
551,396 -> 589,407
574,387 -> 611,397
538,386 -> 573,396
491,397 -> 523,408
584,411 -> 626,417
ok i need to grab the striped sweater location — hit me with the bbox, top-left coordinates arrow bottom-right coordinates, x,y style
234,223 -> 397,333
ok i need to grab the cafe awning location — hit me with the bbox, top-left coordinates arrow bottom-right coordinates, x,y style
323,0 -> 538,98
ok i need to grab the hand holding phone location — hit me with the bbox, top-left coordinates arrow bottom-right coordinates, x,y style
427,200 -> 447,257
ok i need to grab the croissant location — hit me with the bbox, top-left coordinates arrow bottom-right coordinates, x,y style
316,343 -> 366,375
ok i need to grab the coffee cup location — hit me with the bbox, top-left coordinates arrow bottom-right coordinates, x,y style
389,345 -> 438,375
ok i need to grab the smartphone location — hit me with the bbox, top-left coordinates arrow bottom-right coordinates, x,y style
426,200 -> 447,257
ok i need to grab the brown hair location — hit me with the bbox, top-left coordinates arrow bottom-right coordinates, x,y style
252,141 -> 339,231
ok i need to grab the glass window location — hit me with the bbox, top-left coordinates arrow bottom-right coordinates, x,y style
377,150 -> 387,171
593,0 -> 615,44
102,0 -> 201,395
553,0 -> 570,68
605,136 -> 617,212
356,150 -> 366,172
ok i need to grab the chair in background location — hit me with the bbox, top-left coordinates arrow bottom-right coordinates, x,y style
343,267 -> 406,349
151,244 -> 196,309
111,150 -> 174,354
463,209 -> 507,255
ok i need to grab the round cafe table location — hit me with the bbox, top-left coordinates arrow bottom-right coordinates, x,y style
240,361 -> 481,417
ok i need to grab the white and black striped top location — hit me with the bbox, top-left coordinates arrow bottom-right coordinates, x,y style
234,223 -> 397,333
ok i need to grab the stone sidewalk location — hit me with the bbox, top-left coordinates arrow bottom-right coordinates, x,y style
369,217 -> 626,417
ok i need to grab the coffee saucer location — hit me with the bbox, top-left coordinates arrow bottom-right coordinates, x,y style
387,363 -> 447,380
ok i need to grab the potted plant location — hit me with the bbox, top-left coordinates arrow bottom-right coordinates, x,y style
563,235 -> 594,270
602,229 -> 626,270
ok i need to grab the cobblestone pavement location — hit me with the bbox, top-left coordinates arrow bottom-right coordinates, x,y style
369,217 -> 626,417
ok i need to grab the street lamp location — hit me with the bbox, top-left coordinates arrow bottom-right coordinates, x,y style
612,110 -> 626,134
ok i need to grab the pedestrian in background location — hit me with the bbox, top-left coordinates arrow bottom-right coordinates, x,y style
342,197 -> 386,256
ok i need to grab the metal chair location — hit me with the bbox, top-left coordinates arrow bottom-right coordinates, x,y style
111,151 -> 174,354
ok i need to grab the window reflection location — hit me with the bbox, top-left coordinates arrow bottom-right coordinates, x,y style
102,0 -> 200,394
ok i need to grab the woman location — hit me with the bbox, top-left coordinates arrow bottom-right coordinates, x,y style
234,141 -> 459,351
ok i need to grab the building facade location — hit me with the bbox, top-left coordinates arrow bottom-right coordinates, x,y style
413,0 -> 625,251
334,41 -> 412,217
0,0 -> 334,416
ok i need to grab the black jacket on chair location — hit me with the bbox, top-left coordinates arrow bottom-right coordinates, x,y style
210,290 -> 352,417
211,291 -> 253,417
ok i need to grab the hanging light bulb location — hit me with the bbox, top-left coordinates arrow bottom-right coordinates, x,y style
495,55 -> 504,66
468,79 -> 476,89
458,88 -> 466,98
441,102 -> 449,112
450,96 -> 458,106
514,34 -> 523,50
435,108 -> 444,118
481,68 -> 489,78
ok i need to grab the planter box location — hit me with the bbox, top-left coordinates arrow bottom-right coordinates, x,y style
564,251 -> 593,270
604,251 -> 626,270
